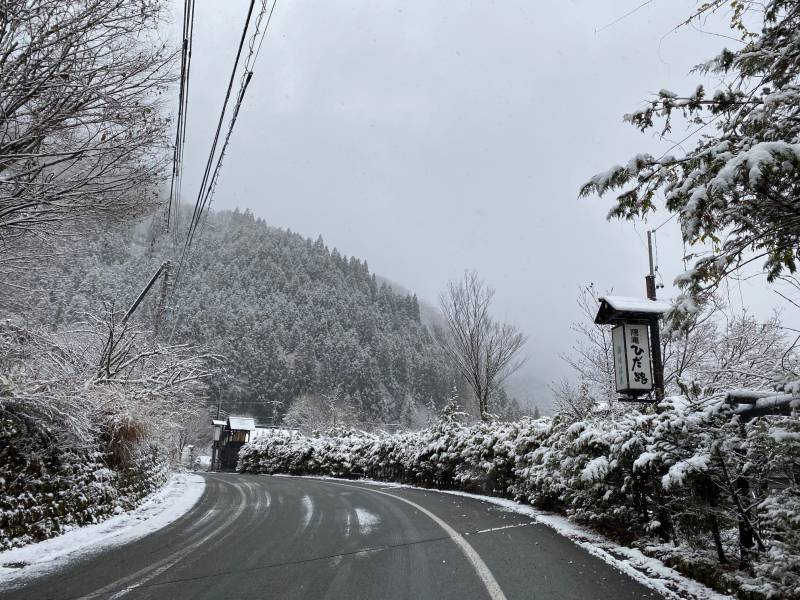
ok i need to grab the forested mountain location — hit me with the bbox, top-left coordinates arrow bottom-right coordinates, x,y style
6,208 -> 487,426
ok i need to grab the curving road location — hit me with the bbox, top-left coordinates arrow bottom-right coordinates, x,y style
2,474 -> 664,600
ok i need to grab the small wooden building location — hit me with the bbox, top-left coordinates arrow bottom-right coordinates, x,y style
218,415 -> 256,471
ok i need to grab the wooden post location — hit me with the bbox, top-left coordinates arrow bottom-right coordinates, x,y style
646,232 -> 665,402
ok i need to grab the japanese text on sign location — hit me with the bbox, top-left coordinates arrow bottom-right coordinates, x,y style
611,323 -> 653,394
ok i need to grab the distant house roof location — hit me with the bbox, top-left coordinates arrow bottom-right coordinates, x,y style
227,416 -> 256,431
594,295 -> 671,325
212,419 -> 226,427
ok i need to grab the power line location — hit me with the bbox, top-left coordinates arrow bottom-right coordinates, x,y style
595,0 -> 656,34
183,0 -> 257,256
166,0 -> 196,235
651,211 -> 677,232
168,0 -> 279,337
171,0 -> 257,299
174,0 -> 196,244
195,0 -> 279,231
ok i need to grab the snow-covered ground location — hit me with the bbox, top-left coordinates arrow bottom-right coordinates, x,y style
0,472 -> 205,589
276,475 -> 732,600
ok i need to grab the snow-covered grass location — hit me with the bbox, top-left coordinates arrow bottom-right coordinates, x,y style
0,473 -> 205,590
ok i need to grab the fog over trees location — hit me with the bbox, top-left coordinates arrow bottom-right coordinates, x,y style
6,209 -> 524,429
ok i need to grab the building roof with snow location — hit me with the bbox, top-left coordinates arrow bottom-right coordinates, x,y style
594,295 -> 672,325
227,416 -> 256,431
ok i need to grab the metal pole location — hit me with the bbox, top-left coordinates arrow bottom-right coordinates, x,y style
152,261 -> 171,337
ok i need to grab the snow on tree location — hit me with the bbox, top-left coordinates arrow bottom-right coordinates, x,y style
0,0 -> 174,280
5,209 -> 463,428
580,1 -> 800,305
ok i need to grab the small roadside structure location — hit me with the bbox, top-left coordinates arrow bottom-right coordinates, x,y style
218,415 -> 256,471
210,419 -> 226,471
594,295 -> 670,402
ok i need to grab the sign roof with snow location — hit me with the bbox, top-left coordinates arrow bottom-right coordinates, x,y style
594,295 -> 671,325
227,416 -> 256,431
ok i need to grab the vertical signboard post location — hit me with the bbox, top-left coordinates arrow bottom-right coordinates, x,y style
611,323 -> 653,396
594,295 -> 669,403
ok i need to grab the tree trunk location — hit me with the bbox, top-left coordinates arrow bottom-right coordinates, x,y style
710,512 -> 727,564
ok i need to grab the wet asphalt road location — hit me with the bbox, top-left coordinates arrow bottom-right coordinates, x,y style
0,474 -> 664,600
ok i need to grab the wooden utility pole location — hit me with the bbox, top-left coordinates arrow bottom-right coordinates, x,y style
646,231 -> 665,401
152,261 -> 172,337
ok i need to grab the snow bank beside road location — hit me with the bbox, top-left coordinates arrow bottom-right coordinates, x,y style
0,473 -> 205,589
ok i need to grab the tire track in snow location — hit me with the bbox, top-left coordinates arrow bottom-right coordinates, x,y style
327,481 -> 508,600
79,476 -> 249,600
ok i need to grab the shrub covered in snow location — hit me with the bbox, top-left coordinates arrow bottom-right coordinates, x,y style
0,412 -> 167,550
0,313 -> 208,550
239,399 -> 800,599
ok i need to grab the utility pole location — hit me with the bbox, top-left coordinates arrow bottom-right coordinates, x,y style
152,261 -> 172,337
646,231 -> 665,402
122,261 -> 171,325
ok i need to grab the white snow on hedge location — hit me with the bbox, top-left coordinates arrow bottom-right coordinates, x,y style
0,473 -> 205,589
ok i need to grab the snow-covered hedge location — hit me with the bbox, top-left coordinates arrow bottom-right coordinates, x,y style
239,399 -> 800,599
0,413 -> 167,550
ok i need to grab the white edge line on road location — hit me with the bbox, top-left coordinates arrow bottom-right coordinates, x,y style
327,480 -> 508,600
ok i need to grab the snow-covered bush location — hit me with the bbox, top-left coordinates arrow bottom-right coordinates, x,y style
0,313 -> 211,548
0,411 -> 167,550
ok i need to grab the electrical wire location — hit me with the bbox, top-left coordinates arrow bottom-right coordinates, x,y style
168,0 -> 279,339
166,0 -> 195,234
651,211 -> 677,232
174,0 -> 196,244
182,0 -> 257,258
171,0 -> 257,299
195,0 -> 279,229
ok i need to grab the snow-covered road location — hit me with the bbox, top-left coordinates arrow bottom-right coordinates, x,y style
0,473 -> 732,600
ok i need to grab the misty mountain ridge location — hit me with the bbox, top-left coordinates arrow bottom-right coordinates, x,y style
8,208 -> 530,426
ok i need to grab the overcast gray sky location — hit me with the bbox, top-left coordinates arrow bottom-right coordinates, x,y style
171,1 -> 793,408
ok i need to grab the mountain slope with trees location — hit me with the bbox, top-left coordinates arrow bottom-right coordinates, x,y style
8,208 -> 481,427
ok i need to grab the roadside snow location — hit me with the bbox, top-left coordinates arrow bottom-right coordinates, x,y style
0,472 -> 205,589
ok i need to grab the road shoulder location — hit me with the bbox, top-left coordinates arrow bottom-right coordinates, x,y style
0,472 -> 205,590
